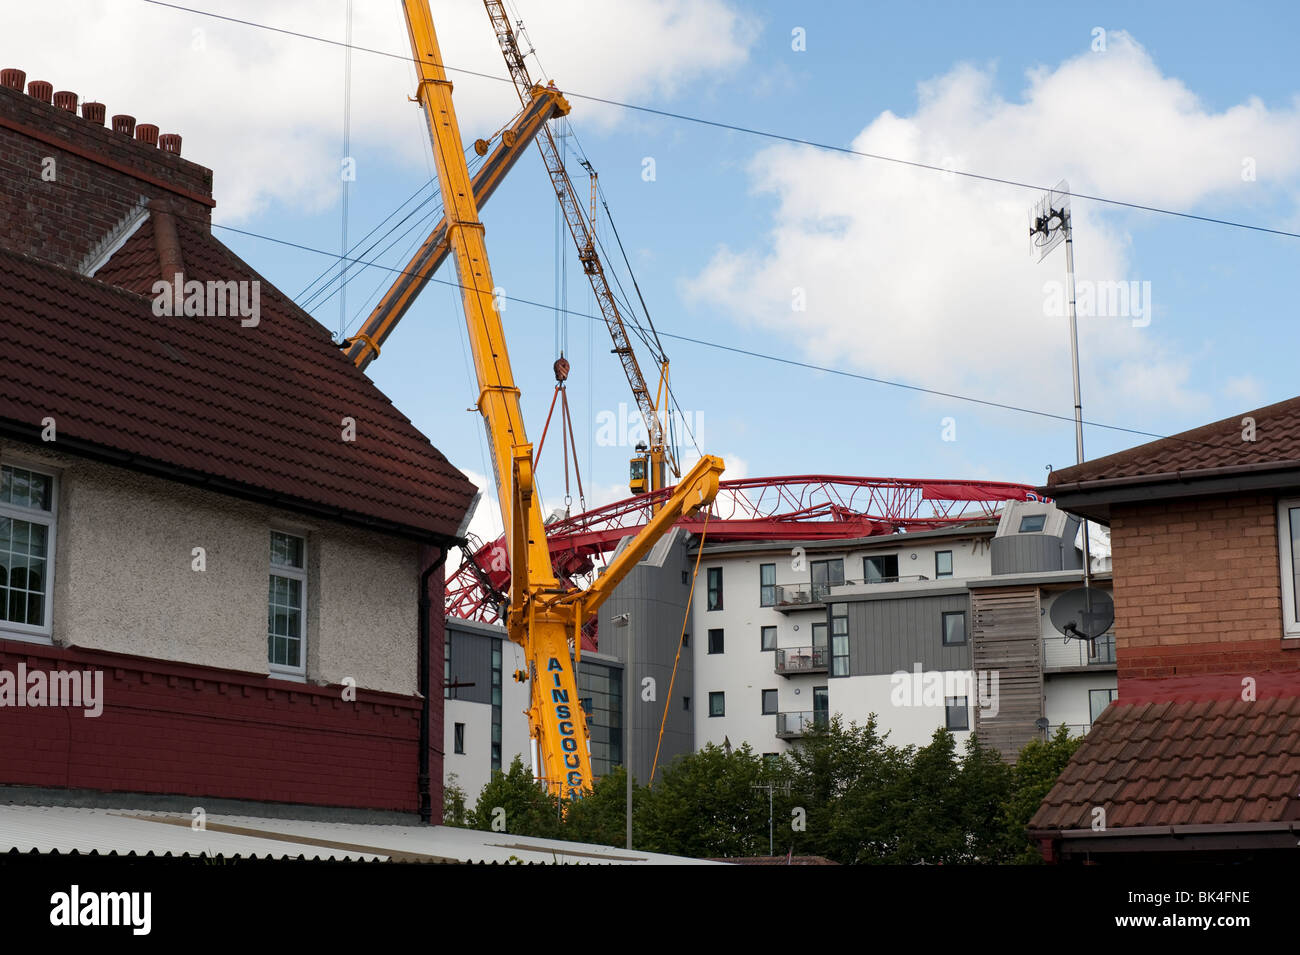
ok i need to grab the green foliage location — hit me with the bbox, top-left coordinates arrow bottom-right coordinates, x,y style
1001,724 -> 1086,863
637,743 -> 776,858
442,773 -> 471,828
469,755 -> 562,839
449,722 -> 1081,863
562,765 -> 642,848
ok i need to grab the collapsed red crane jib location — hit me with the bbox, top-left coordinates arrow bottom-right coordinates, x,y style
444,475 -> 1047,633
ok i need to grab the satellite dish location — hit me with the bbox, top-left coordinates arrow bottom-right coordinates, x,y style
1049,587 -> 1114,642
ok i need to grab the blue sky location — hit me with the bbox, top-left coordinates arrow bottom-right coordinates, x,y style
10,1 -> 1299,536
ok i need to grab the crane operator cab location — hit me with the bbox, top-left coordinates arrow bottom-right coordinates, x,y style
629,442 -> 650,495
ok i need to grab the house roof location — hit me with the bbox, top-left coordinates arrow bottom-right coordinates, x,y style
1044,394 -> 1300,490
0,211 -> 477,542
1030,696 -> 1300,833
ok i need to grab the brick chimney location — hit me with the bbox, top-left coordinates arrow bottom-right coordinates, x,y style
0,66 -> 214,273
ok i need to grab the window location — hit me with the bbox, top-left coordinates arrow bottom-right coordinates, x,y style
864,554 -> 899,583
810,558 -> 844,600
1088,633 -> 1116,665
708,628 -> 725,654
830,603 -> 849,677
707,567 -> 723,610
935,550 -> 953,579
683,695 -> 690,711
760,563 -> 776,607
811,621 -> 827,648
942,611 -> 967,646
1277,499 -> 1300,637
268,531 -> 306,675
444,637 -> 453,699
682,632 -> 690,648
1018,514 -> 1046,533
682,571 -> 689,585
709,691 -> 725,717
761,625 -> 777,651
945,697 -> 969,731
812,686 -> 829,727
761,689 -> 777,714
490,644 -> 503,770
1089,688 -> 1119,724
453,722 -> 465,754
0,464 -> 56,638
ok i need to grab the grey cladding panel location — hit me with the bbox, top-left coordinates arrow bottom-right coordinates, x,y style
845,593 -> 973,675
987,530 -> 1081,574
445,626 -> 496,705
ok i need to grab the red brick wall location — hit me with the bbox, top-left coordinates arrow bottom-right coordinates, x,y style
0,81 -> 212,271
1110,492 -> 1300,701
0,639 -> 424,813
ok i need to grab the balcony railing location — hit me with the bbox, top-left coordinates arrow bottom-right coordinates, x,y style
775,645 -> 828,675
1042,633 -> 1116,670
775,710 -> 828,738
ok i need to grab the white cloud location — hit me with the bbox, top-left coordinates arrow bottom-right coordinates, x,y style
2,0 -> 757,220
1222,374 -> 1265,409
685,33 -> 1300,424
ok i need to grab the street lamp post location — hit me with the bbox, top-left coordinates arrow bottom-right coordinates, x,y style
614,612 -> 633,850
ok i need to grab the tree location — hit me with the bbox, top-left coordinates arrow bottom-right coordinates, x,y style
637,743 -> 772,858
470,755 -> 562,839
783,715 -> 906,863
563,766 -> 645,848
442,773 -> 471,828
1002,725 -> 1085,863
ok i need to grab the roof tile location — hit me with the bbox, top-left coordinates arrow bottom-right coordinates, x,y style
1031,697 -> 1300,831
0,215 -> 476,540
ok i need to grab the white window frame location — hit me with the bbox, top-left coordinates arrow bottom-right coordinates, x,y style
268,529 -> 308,681
0,460 -> 58,644
1277,498 -> 1300,638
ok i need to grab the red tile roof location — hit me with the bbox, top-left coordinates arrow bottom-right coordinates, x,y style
1029,696 -> 1300,832
1046,395 -> 1300,489
0,214 -> 476,541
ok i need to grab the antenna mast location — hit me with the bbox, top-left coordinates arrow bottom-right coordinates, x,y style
1030,181 -> 1092,589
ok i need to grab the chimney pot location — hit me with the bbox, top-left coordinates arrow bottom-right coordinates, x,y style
27,80 -> 53,104
0,69 -> 25,91
135,123 -> 159,146
111,114 -> 136,137
158,133 -> 183,156
81,101 -> 106,125
53,90 -> 77,112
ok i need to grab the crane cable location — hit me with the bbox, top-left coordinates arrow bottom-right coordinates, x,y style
649,509 -> 711,786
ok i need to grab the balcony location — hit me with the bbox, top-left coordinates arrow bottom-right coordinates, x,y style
773,582 -> 828,611
775,645 -> 828,676
775,710 -> 828,739
773,577 -> 933,612
1042,633 -> 1116,672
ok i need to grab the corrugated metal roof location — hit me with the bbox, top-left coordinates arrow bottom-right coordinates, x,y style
0,806 -> 718,864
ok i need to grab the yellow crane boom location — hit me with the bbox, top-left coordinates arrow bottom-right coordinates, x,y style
341,85 -> 567,370
398,0 -> 722,798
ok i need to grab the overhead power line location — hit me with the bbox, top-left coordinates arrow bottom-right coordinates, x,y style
203,214 -> 1233,454
139,0 -> 1300,240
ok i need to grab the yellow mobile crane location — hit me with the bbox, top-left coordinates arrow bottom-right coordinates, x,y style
484,0 -> 680,500
398,0 -> 723,799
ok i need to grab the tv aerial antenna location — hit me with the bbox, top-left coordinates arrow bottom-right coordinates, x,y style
1030,180 -> 1092,587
